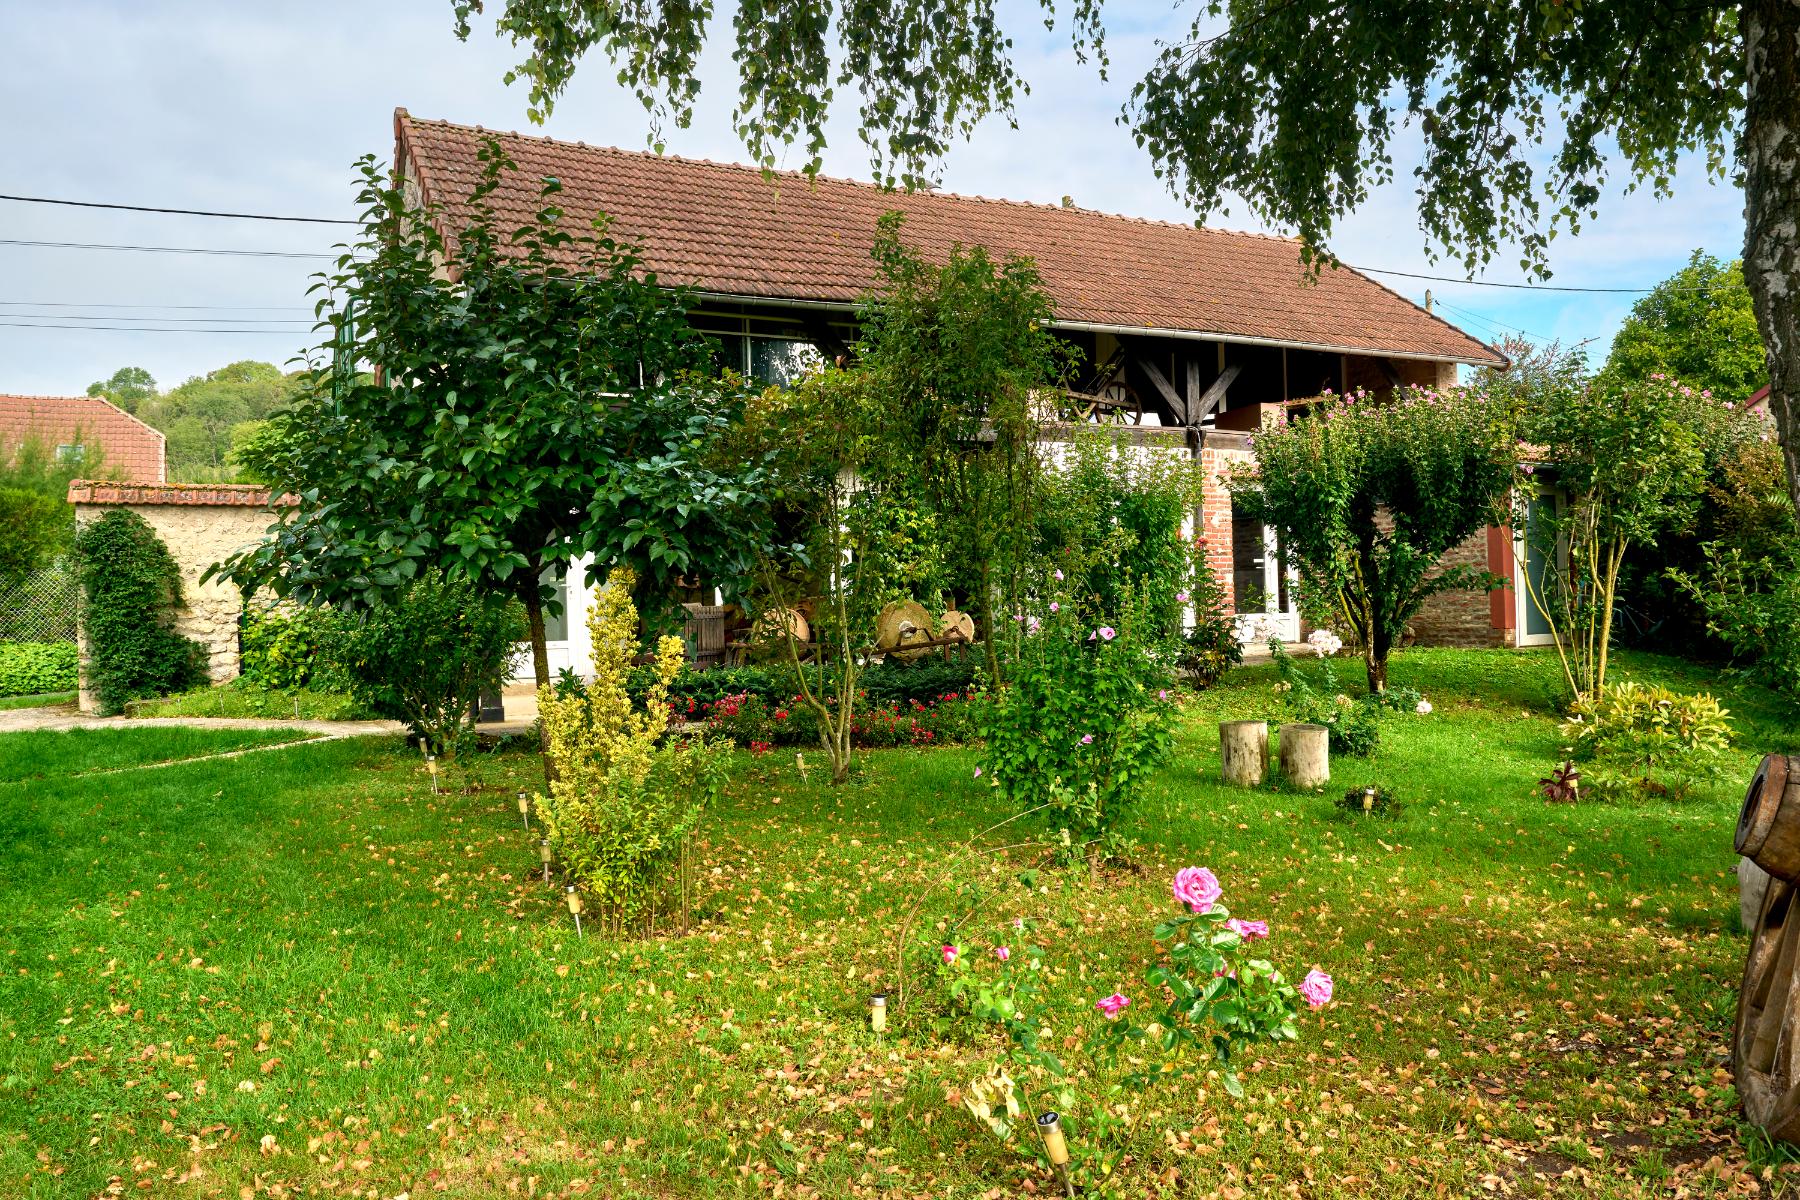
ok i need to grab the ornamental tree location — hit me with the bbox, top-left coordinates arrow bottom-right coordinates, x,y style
1230,389 -> 1517,692
213,138 -> 769,703
1519,374 -> 1712,700
451,0 -> 1800,531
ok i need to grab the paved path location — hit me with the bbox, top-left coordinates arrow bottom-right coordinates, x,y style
0,703 -> 405,737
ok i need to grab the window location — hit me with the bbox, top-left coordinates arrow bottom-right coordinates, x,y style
749,337 -> 823,386
55,444 -> 85,463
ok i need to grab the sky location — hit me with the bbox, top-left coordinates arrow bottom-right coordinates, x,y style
0,1 -> 1749,398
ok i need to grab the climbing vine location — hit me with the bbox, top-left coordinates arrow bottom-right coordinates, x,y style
72,511 -> 206,715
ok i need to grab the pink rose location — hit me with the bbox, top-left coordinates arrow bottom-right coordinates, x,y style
1298,968 -> 1333,1008
1095,993 -> 1130,1019
994,946 -> 1011,961
942,944 -> 959,965
1227,918 -> 1269,941
1172,866 -> 1222,914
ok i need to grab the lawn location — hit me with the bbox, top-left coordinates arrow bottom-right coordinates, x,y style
0,726 -> 321,784
1,648 -> 1794,1198
0,692 -> 76,713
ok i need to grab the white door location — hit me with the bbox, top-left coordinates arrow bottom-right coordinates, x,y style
1513,493 -> 1559,648
1230,504 -> 1301,643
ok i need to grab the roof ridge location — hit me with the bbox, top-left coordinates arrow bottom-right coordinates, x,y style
397,110 -> 1317,249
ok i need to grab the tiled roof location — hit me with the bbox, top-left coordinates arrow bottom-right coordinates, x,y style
0,394 -> 165,483
67,480 -> 292,507
396,109 -> 1505,367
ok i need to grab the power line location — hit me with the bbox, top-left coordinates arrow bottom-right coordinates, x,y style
1353,263 -> 1731,295
0,299 -> 313,312
0,193 -> 357,225
0,311 -> 311,325
0,238 -> 337,259
0,319 -> 305,334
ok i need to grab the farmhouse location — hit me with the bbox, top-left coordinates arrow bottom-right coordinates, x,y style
397,109 -> 1529,673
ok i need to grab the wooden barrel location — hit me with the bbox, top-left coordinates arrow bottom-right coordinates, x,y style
1734,877 -> 1800,1142
1737,755 -> 1800,884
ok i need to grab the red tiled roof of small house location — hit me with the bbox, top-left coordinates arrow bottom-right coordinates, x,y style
394,109 -> 1506,369
0,394 -> 166,482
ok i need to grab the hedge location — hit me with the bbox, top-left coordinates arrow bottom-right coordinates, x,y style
0,641 -> 78,697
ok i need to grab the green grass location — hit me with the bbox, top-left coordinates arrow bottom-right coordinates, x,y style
0,648 -> 1791,1197
125,680 -> 366,721
0,726 -> 321,784
0,692 -> 76,712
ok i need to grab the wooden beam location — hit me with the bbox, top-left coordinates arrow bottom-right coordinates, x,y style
1376,357 -> 1404,388
1191,364 -> 1241,425
1136,356 -> 1185,422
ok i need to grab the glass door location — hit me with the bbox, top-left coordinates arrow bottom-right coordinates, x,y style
1231,504 -> 1301,643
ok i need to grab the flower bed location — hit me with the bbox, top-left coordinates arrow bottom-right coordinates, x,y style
691,687 -> 986,750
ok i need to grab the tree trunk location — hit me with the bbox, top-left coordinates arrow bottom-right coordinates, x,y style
977,559 -> 1002,688
1743,0 -> 1800,523
1278,722 -> 1330,789
1219,719 -> 1269,786
1366,630 -> 1390,693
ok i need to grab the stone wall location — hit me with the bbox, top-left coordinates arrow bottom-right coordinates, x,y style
68,481 -> 289,712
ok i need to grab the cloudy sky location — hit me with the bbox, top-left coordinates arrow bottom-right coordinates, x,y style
0,1 -> 1748,397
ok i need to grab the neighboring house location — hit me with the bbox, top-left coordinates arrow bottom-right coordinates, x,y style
394,109 -> 1535,671
0,393 -> 166,483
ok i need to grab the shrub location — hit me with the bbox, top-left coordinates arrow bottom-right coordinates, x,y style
0,641 -> 78,697
981,579 -> 1176,862
72,510 -> 207,715
1269,636 -> 1381,757
538,565 -> 729,933
859,658 -> 981,707
240,606 -> 348,691
336,571 -> 524,756
1561,680 -> 1732,800
697,687 -> 984,749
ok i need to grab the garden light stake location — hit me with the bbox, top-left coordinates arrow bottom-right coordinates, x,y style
517,791 -> 531,830
1037,1111 -> 1075,1197
565,885 -> 584,938
868,992 -> 887,1035
539,837 -> 553,884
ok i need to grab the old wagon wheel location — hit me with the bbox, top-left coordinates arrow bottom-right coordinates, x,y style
1735,877 -> 1800,1142
1734,755 -> 1800,1142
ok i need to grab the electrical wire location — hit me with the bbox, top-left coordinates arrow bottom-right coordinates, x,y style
0,238 -> 337,259
0,299 -> 312,311
0,312 -> 312,324
0,320 -> 304,334
0,192 -> 356,224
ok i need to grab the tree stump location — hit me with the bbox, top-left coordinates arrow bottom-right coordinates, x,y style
1219,720 -> 1268,787
1278,723 -> 1329,789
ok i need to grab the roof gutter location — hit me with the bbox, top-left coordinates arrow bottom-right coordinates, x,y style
686,289 -> 1506,369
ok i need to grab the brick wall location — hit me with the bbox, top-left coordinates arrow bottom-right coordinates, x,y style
1408,525 -> 1508,648
1197,432 -> 1252,614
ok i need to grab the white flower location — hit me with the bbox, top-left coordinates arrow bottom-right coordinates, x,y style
1306,629 -> 1344,657
1415,699 -> 1432,715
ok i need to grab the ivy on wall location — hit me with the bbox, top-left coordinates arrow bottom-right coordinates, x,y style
73,511 -> 206,715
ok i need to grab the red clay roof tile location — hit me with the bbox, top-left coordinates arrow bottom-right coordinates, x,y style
0,394 -> 165,483
396,109 -> 1505,367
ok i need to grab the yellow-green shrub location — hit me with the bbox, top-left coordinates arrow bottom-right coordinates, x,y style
537,566 -> 728,930
1561,681 -> 1732,800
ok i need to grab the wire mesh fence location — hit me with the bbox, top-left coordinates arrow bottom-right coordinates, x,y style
0,562 -> 78,644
